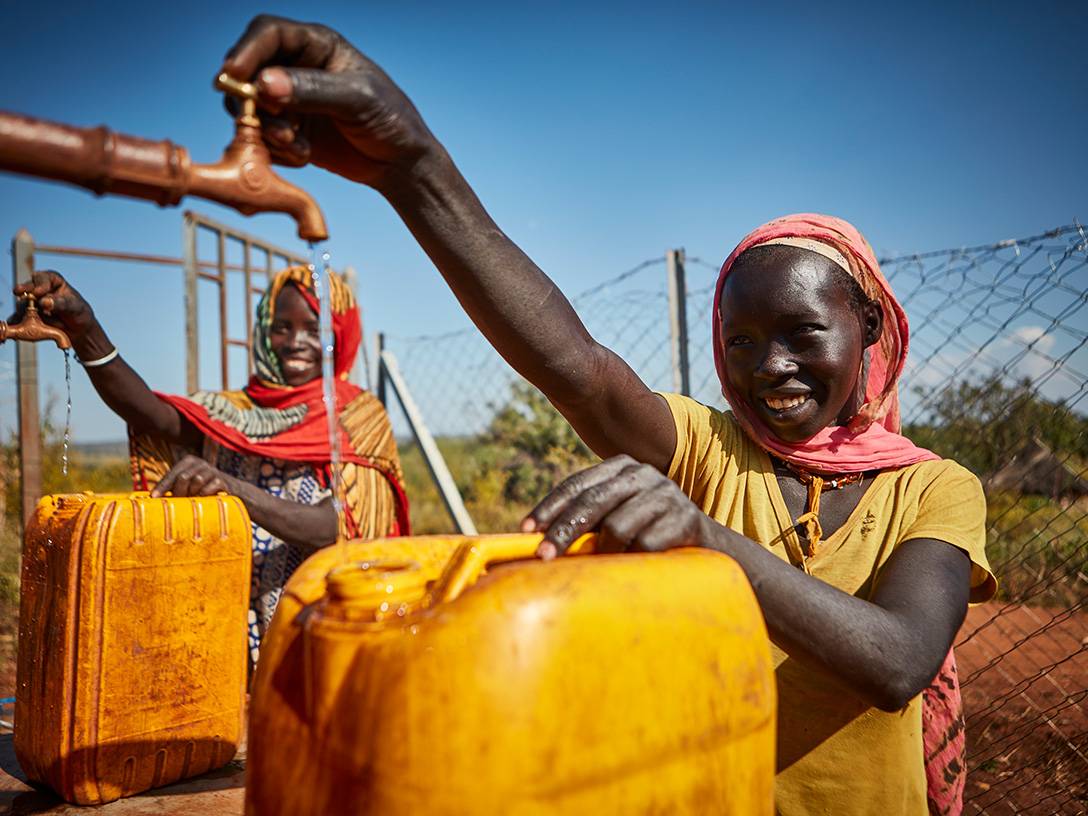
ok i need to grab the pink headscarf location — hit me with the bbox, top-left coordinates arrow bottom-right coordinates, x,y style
712,213 -> 939,473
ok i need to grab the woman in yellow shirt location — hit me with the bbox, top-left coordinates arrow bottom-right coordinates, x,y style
218,17 -> 995,814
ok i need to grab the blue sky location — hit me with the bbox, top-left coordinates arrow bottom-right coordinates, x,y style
1,1 -> 1085,441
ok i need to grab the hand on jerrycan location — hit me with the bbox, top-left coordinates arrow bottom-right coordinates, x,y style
523,455 -> 715,561
221,15 -> 441,188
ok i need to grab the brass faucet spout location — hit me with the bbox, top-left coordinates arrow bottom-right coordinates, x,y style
0,296 -> 71,349
187,124 -> 328,241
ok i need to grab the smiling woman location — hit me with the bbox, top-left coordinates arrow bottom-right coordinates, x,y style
208,14 -> 997,814
13,264 -> 410,668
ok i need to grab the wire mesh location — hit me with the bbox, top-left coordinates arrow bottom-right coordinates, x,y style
387,224 -> 1088,813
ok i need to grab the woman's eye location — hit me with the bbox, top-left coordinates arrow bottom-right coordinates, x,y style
726,335 -> 751,347
794,324 -> 823,336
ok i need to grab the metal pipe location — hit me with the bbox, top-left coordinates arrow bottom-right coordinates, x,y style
0,110 -> 328,241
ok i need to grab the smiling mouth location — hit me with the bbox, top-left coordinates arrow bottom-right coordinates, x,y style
762,395 -> 809,412
282,358 -> 317,373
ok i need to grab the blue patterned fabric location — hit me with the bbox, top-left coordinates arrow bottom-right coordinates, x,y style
204,440 -> 331,668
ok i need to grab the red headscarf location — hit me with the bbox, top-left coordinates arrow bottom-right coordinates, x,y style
712,213 -> 939,473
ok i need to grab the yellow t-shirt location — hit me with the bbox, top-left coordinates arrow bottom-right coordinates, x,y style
660,392 -> 996,816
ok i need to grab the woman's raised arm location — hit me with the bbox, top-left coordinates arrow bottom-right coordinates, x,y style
220,15 -> 677,470
13,270 -> 199,447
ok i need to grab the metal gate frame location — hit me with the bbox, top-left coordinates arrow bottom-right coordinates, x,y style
182,211 -> 308,393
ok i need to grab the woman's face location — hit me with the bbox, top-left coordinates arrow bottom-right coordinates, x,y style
718,246 -> 882,443
269,284 -> 322,386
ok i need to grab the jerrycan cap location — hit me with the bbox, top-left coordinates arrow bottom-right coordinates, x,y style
325,559 -> 429,622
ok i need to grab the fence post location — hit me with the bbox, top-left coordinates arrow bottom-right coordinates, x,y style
12,228 -> 42,533
376,332 -> 387,406
666,248 -> 690,396
379,348 -> 477,535
182,213 -> 199,393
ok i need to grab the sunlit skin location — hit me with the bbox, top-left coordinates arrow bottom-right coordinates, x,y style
719,245 -> 883,443
269,284 -> 322,386
213,14 -> 973,712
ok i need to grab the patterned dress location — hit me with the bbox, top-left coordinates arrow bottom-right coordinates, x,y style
203,440 -> 331,668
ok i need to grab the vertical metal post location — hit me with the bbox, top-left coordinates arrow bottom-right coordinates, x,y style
243,240 -> 254,375
12,228 -> 42,531
217,231 -> 229,390
666,248 -> 690,396
380,349 -> 477,535
376,332 -> 387,406
183,214 -> 199,393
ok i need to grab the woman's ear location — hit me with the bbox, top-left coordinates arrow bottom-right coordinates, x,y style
862,299 -> 883,348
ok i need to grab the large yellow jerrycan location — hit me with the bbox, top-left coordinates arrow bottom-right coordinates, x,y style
16,492 -> 251,804
246,533 -> 775,815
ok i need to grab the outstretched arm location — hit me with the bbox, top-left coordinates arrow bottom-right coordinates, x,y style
13,271 -> 199,447
150,455 -> 339,550
525,456 -> 972,712
220,15 -> 676,470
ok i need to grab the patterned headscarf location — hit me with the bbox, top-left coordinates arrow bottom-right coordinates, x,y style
251,265 -> 361,385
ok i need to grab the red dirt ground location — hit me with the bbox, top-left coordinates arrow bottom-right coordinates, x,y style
957,602 -> 1087,815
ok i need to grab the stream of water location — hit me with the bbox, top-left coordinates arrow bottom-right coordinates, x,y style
308,243 -> 346,562
62,348 -> 71,476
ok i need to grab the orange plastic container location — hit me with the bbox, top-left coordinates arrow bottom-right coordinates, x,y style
246,534 -> 775,815
15,491 -> 252,804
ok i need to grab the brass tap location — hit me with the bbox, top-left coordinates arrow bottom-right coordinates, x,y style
0,294 -> 71,349
181,74 -> 328,240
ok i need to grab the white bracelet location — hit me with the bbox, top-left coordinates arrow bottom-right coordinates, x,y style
79,347 -> 120,368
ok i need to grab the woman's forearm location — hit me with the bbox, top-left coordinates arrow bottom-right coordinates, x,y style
72,321 -> 192,444
380,150 -> 604,407
224,475 -> 339,550
703,523 -> 970,711
378,150 -> 677,467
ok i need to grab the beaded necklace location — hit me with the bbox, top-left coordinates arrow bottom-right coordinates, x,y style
779,462 -> 864,557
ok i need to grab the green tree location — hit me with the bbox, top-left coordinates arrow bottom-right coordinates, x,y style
477,381 -> 596,505
904,373 -> 1088,477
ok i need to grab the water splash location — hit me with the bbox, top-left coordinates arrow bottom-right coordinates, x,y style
62,349 -> 72,476
308,243 -> 345,562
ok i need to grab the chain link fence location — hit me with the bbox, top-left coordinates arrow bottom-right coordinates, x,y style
386,223 -> 1088,814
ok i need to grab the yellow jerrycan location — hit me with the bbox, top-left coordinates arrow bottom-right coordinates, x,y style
246,533 -> 775,815
15,492 -> 252,804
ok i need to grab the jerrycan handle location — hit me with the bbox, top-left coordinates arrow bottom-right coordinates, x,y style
429,533 -> 596,606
